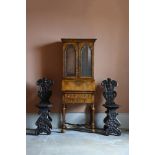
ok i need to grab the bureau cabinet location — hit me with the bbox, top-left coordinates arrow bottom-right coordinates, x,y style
61,38 -> 96,132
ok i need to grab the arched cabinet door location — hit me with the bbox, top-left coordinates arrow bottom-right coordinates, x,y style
79,43 -> 93,78
63,43 -> 78,78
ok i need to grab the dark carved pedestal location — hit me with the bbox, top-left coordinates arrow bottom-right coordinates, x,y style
101,78 -> 121,136
35,78 -> 54,135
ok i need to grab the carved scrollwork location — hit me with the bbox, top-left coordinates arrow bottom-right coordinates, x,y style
35,112 -> 52,135
35,78 -> 54,135
101,78 -> 117,105
37,77 -> 54,104
101,78 -> 121,136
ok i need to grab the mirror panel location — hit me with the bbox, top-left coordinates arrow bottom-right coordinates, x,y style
65,44 -> 76,76
81,45 -> 92,77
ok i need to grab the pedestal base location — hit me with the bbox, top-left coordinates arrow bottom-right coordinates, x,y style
103,104 -> 121,136
35,111 -> 52,135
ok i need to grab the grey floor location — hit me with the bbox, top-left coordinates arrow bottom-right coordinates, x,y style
26,129 -> 129,155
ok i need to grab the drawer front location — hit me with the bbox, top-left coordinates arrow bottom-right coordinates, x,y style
63,93 -> 94,104
62,79 -> 96,91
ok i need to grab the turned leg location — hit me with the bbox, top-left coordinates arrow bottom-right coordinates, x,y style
91,103 -> 95,132
61,103 -> 66,133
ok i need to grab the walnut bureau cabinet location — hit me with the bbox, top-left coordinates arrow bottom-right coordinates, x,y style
61,38 -> 96,133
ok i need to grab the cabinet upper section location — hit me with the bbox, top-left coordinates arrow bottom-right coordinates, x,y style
62,38 -> 96,79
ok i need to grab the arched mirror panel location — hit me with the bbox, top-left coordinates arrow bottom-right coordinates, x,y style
80,45 -> 92,77
64,44 -> 76,76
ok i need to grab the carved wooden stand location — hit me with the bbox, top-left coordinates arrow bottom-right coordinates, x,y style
35,78 -> 54,135
101,78 -> 121,136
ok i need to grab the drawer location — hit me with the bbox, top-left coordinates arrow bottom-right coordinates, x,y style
63,93 -> 94,104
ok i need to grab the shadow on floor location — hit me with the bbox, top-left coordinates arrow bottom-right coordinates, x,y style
26,127 -> 128,136
65,128 -> 104,134
26,128 -> 62,135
